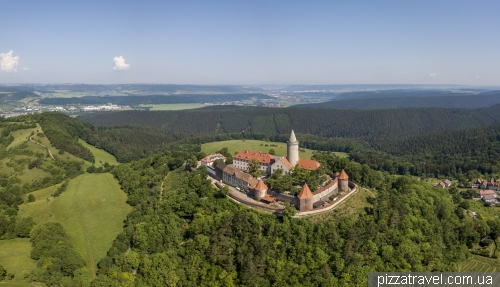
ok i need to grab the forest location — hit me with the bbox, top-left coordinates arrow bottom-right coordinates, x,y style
298,93 -> 500,109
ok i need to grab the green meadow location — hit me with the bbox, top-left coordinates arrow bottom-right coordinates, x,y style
201,139 -> 348,159
0,239 -> 38,284
78,139 -> 119,167
19,173 -> 131,277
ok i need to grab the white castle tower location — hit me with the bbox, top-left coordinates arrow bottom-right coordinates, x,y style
287,130 -> 299,167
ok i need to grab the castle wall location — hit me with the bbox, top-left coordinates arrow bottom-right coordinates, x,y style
270,191 -> 296,204
312,178 -> 338,202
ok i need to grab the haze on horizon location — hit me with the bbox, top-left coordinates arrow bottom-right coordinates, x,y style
0,1 -> 498,86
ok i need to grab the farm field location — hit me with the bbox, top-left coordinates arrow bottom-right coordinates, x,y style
461,255 -> 500,272
19,173 -> 132,277
0,239 -> 37,283
78,139 -> 120,167
201,139 -> 348,160
139,103 -> 206,110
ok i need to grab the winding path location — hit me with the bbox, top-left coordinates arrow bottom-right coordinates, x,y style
29,136 -> 54,160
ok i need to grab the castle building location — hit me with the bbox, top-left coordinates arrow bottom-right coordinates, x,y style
249,179 -> 269,201
232,130 -> 320,175
338,169 -> 349,191
297,183 -> 314,211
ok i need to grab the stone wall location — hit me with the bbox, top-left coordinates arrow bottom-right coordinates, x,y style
312,178 -> 338,202
297,182 -> 358,216
229,191 -> 282,212
270,191 -> 296,204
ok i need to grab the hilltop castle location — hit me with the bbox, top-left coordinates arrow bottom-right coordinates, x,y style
232,130 -> 320,175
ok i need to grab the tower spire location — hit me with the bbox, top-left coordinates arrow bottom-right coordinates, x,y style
290,129 -> 297,143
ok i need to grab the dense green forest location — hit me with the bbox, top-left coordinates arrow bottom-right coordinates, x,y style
298,93 -> 500,109
79,105 -> 500,141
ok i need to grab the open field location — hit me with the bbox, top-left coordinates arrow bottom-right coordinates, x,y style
0,239 -> 37,281
201,139 -> 348,160
461,255 -> 500,272
78,139 -> 119,167
139,103 -> 206,110
19,173 -> 132,277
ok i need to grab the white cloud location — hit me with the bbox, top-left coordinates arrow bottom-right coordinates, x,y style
22,67 -> 29,71
113,56 -> 130,71
476,75 -> 480,79
0,50 -> 19,72
429,73 -> 436,77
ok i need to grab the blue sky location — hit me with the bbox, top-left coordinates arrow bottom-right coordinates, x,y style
0,1 -> 498,85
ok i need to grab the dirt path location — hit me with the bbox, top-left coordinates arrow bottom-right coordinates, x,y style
159,172 -> 171,201
29,136 -> 55,160
71,175 -> 96,278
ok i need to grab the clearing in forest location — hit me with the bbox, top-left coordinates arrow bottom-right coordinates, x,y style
78,139 -> 120,167
19,173 -> 131,278
0,238 -> 38,285
201,139 -> 348,160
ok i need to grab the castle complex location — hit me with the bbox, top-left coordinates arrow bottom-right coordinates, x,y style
232,130 -> 320,175
212,130 -> 354,212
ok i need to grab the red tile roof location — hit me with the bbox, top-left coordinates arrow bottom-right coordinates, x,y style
479,190 -> 496,196
297,183 -> 313,199
234,150 -> 276,165
338,169 -> 349,180
250,179 -> 268,191
261,195 -> 276,203
298,158 -> 321,171
280,157 -> 294,169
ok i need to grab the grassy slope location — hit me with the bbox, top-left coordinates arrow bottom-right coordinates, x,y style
201,139 -> 348,160
78,139 -> 119,167
19,173 -> 131,277
0,239 -> 37,281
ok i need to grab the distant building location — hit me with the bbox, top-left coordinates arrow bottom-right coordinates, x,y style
200,153 -> 226,167
482,193 -> 497,204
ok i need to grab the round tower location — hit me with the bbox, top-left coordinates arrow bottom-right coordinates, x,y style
252,179 -> 268,201
338,169 -> 349,191
287,130 -> 299,167
296,183 -> 314,211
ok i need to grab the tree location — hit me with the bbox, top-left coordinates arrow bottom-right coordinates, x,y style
28,194 -> 35,202
248,158 -> 262,177
15,217 -> 36,238
268,149 -> 275,155
488,219 -> 500,251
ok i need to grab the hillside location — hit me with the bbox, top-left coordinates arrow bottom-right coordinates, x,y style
79,104 -> 500,140
298,93 -> 500,109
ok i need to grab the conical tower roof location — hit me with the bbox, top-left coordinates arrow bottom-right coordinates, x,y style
297,183 -> 313,199
289,130 -> 297,143
253,179 -> 268,191
338,169 -> 349,180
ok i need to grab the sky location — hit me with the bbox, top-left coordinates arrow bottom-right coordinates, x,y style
0,0 -> 499,85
